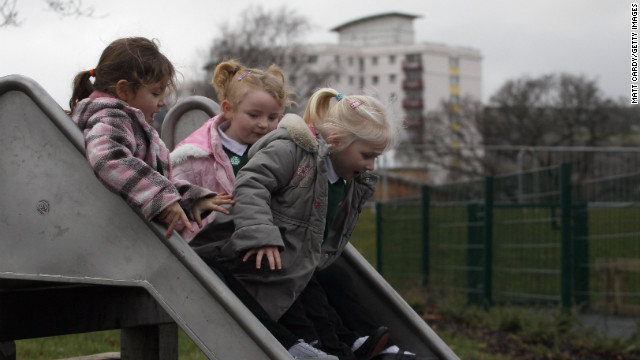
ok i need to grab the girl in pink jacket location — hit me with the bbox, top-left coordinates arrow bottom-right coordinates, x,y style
70,37 -> 233,238
171,59 -> 291,241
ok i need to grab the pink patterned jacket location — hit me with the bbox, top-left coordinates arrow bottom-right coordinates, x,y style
72,91 -> 214,221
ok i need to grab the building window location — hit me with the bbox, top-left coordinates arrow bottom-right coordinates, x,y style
389,74 -> 396,83
450,75 -> 460,85
348,57 -> 353,66
359,58 -> 364,72
372,75 -> 379,85
334,55 -> 340,65
372,56 -> 378,66
449,57 -> 459,67
308,55 -> 318,64
406,53 -> 421,62
389,55 -> 396,64
335,74 -> 340,83
359,77 -> 364,89
349,76 -> 354,85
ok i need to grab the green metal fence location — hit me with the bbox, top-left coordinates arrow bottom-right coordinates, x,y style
376,164 -> 640,314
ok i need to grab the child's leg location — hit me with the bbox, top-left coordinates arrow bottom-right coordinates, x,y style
316,260 -> 388,340
287,275 -> 358,360
198,256 -> 299,349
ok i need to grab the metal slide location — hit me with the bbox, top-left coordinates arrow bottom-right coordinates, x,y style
0,75 -> 290,359
0,75 -> 458,360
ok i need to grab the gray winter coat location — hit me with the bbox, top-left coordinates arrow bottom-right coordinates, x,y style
195,113 -> 377,320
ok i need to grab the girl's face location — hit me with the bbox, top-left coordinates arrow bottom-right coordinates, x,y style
223,89 -> 282,145
329,139 -> 384,180
118,79 -> 167,124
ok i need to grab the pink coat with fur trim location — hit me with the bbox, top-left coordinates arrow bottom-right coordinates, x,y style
170,114 -> 236,241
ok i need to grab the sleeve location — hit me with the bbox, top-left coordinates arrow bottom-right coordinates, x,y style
83,111 -> 182,220
221,139 -> 298,257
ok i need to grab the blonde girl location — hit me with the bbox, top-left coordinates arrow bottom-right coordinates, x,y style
171,59 -> 291,242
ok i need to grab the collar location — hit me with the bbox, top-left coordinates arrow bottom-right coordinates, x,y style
218,127 -> 248,156
326,157 -> 343,184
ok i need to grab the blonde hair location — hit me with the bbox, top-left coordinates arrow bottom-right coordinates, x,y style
212,60 -> 292,111
303,88 -> 399,152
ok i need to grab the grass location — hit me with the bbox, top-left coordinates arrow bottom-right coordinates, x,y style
16,328 -> 207,359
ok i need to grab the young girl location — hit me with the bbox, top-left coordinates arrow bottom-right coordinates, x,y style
194,87 -> 402,358
169,60 -> 341,360
170,59 -> 289,242
69,37 -> 233,239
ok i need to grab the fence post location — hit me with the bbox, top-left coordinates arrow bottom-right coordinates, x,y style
376,201 -> 383,274
560,163 -> 573,309
572,202 -> 589,307
467,203 -> 483,306
483,176 -> 494,308
421,185 -> 430,286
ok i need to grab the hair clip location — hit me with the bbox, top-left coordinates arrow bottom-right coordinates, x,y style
237,71 -> 252,81
336,93 -> 344,101
349,100 -> 364,109
89,69 -> 96,77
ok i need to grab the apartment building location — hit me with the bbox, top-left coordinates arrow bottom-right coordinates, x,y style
304,12 -> 483,146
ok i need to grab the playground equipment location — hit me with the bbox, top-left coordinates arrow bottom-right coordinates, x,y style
0,74 -> 458,360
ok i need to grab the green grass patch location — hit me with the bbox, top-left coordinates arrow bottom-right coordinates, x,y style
16,328 -> 207,359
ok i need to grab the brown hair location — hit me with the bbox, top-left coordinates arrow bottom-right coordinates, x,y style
69,37 -> 176,113
211,59 -> 292,111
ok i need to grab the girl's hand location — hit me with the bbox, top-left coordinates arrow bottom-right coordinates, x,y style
191,193 -> 235,228
157,201 -> 192,238
243,246 -> 281,270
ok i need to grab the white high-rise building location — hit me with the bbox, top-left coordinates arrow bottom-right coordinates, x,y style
304,12 -> 483,146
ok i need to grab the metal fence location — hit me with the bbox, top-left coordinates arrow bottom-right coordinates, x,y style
376,164 -> 640,314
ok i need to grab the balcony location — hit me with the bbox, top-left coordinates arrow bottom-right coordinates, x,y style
407,130 -> 423,145
402,79 -> 423,91
404,114 -> 423,128
402,61 -> 423,72
402,98 -> 424,110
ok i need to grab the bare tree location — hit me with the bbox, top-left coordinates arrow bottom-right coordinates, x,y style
182,5 -> 336,114
1,0 -> 96,27
395,96 -> 491,182
0,0 -> 18,26
397,73 -> 640,183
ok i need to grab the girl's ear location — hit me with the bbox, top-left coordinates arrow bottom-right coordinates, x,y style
221,99 -> 233,118
327,131 -> 342,148
114,80 -> 132,101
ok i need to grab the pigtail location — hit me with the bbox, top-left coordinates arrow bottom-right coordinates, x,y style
266,64 -> 285,84
69,70 -> 94,113
212,60 -> 243,102
303,88 -> 338,127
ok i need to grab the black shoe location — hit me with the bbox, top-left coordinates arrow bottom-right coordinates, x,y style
353,326 -> 390,360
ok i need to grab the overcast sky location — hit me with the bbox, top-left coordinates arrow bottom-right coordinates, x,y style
0,0 -> 631,108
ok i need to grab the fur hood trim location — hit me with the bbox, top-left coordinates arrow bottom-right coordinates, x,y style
276,113 -> 318,153
170,144 -> 210,165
